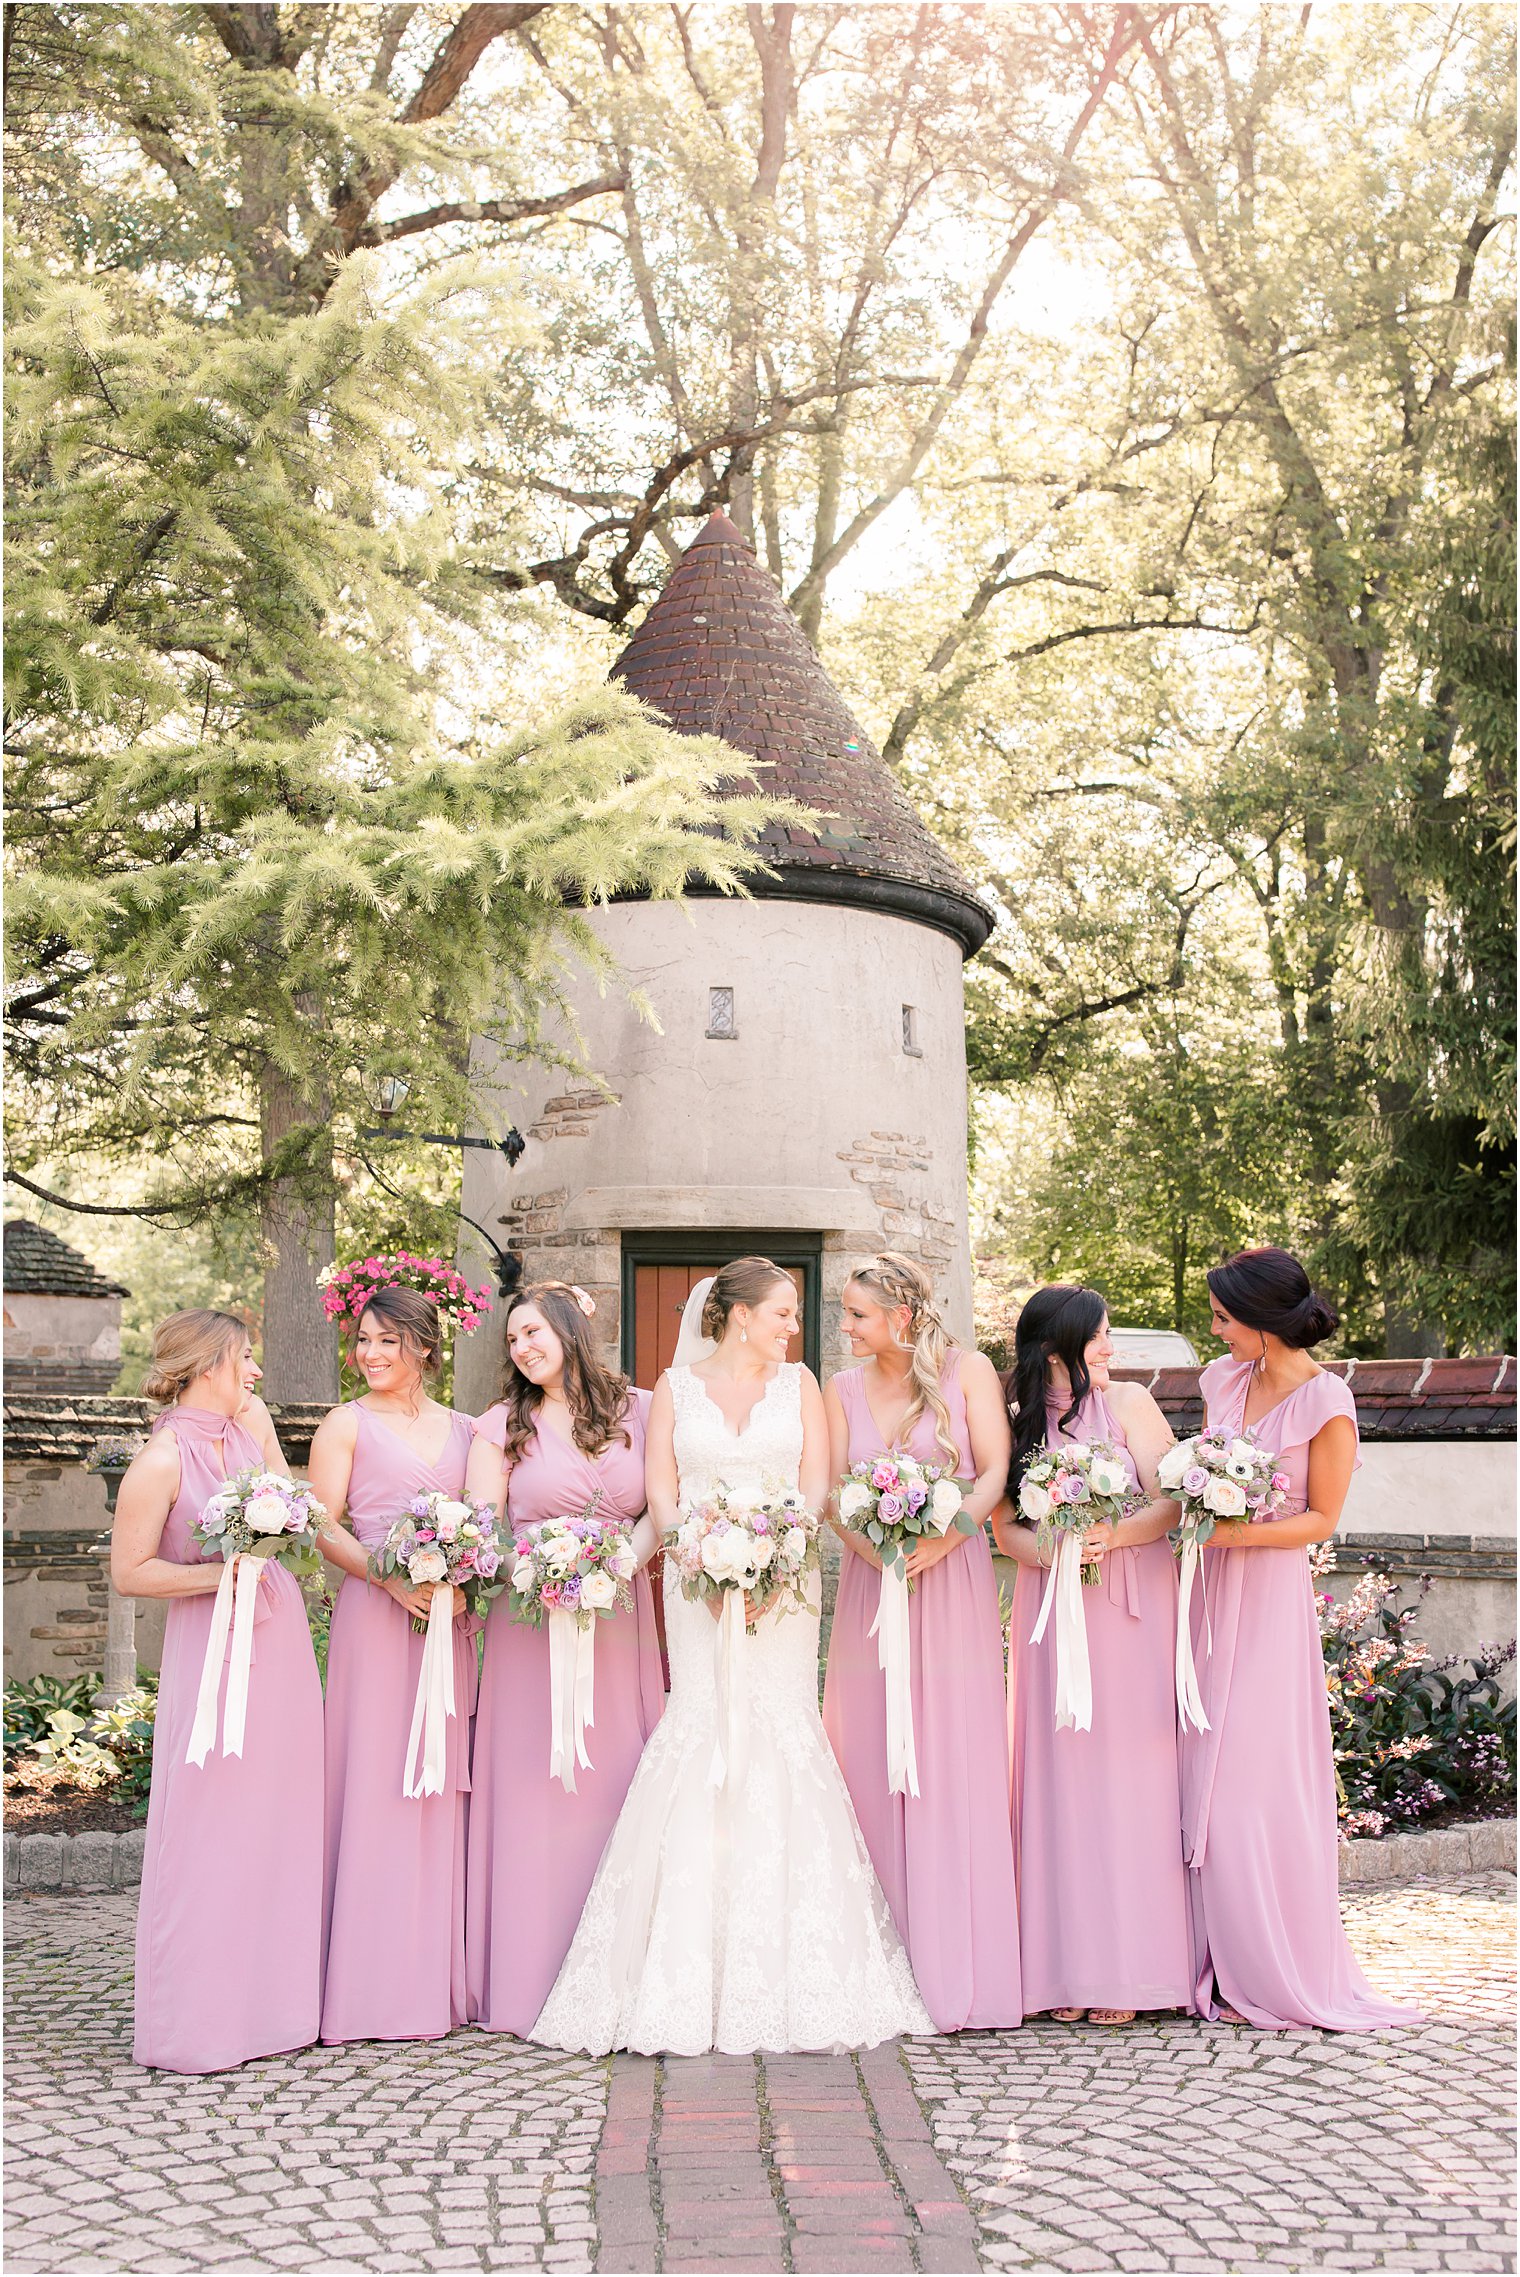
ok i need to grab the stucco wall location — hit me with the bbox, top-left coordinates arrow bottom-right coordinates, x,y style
458,897 -> 971,1412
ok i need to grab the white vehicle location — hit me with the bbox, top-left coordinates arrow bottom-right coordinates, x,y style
1109,1326 -> 1199,1368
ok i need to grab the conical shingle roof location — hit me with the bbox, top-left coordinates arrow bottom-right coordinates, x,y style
3,1218 -> 129,1298
612,512 -> 991,956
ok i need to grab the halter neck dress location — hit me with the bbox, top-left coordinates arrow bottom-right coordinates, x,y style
1182,1359 -> 1419,2030
133,1405 -> 323,2072
821,1351 -> 1022,2032
465,1389 -> 664,2035
320,1401 -> 478,2045
1006,1383 -> 1192,2016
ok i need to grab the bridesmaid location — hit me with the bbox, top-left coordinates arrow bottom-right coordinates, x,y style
992,1286 -> 1193,2026
1184,1247 -> 1418,2031
309,1282 -> 477,2044
464,1282 -> 664,2035
821,1252 -> 1022,2031
112,1310 -> 323,2072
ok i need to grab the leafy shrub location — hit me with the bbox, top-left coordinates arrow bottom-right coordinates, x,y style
4,1673 -> 99,1757
1313,1541 -> 1517,1836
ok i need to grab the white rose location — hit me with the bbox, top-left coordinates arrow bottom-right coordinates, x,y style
929,1479 -> 963,1534
1064,1440 -> 1091,1464
781,1526 -> 808,1567
433,1499 -> 473,1527
700,1532 -> 738,1581
580,1571 -> 617,1611
1155,1443 -> 1192,1490
838,1481 -> 871,1521
1019,1479 -> 1052,1523
510,1557 -> 536,1591
1088,1458 -> 1129,1499
1228,1439 -> 1256,1463
244,1491 -> 289,1535
752,1537 -> 776,1570
409,1548 -> 449,1583
1202,1477 -> 1248,1518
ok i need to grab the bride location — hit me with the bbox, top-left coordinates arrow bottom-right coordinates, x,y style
530,1255 -> 932,2056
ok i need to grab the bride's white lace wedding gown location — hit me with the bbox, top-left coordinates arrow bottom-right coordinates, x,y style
529,1361 -> 933,2056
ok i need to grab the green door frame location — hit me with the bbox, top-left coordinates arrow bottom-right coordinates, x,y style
620,1230 -> 824,1377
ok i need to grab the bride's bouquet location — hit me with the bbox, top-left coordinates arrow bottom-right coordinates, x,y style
665,1483 -> 822,1791
370,1492 -> 505,1799
1156,1429 -> 1289,1732
1021,1439 -> 1138,1735
186,1470 -> 328,1768
837,1456 -> 976,1796
508,1497 -> 639,1792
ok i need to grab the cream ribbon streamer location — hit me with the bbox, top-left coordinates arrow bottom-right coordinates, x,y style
547,1608 -> 597,1791
186,1554 -> 265,1768
869,1563 -> 919,1797
402,1584 -> 456,1800
708,1588 -> 749,1791
1174,1537 -> 1212,1734
1029,1533 -> 1093,1732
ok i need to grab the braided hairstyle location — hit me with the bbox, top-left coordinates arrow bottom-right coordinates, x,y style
845,1252 -> 960,1468
1006,1284 -> 1109,1496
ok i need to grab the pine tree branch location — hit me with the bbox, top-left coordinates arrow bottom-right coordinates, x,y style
359,172 -> 624,247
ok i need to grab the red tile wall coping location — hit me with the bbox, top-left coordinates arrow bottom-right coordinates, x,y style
1110,1357 -> 1516,1439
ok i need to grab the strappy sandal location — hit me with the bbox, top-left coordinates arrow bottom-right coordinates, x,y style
1049,2007 -> 1086,2022
1088,2008 -> 1135,2027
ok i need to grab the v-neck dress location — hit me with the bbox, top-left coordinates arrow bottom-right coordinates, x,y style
133,1405 -> 324,2072
1006,1384 -> 1192,2016
320,1401 -> 478,2045
464,1391 -> 664,2034
821,1353 -> 1022,2031
1180,1358 -> 1418,2031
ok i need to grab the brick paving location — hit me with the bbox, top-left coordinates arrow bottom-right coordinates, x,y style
5,1877 -> 1513,2275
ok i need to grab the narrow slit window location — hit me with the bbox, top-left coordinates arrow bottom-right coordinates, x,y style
902,1004 -> 922,1057
707,986 -> 737,1039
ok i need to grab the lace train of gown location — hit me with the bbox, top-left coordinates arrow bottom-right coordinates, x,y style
530,1363 -> 933,2056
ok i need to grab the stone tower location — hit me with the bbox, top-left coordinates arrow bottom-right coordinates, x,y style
455,512 -> 990,1407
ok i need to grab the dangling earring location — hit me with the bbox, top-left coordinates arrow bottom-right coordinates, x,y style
740,1327 -> 747,1344
1256,1332 -> 1269,1377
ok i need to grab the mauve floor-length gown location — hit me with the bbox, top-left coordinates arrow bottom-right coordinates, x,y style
821,1352 -> 1022,2031
466,1391 -> 665,2034
134,1406 -> 324,2072
320,1404 -> 478,2044
1007,1384 -> 1193,2016
1182,1357 -> 1419,2031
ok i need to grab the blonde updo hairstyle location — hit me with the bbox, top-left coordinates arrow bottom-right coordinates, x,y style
701,1255 -> 797,1344
141,1309 -> 250,1408
347,1283 -> 443,1380
846,1252 -> 960,1467
497,1281 -> 635,1468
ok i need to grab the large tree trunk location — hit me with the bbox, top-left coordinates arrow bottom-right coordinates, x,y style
258,1037 -> 338,1404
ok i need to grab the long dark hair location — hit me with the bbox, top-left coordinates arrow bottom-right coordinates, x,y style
496,1282 -> 634,1468
1006,1284 -> 1109,1495
1206,1247 -> 1338,1350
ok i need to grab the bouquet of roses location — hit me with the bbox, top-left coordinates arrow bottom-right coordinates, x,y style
509,1494 -> 640,1791
1018,1439 -> 1135,1587
507,1496 -> 638,1630
837,1454 -> 976,1797
837,1455 -> 976,1584
369,1490 -> 505,1628
665,1482 -> 821,1613
666,1483 -> 822,1792
1155,1428 -> 1288,1734
186,1470 -> 328,1769
1155,1427 -> 1288,1549
370,1491 -> 505,1800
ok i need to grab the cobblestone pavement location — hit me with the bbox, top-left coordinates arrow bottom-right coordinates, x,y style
5,1877 -> 1513,2275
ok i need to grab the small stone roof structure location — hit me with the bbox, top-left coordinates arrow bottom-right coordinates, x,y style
612,511 -> 992,957
1111,1357 -> 1517,1441
3,1219 -> 128,1300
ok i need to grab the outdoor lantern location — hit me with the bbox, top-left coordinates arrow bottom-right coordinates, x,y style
375,1074 -> 411,1120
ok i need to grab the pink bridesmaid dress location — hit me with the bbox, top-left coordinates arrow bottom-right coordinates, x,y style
466,1392 -> 665,2034
320,1404 -> 478,2044
1007,1385 -> 1192,2016
821,1353 -> 1022,2030
1182,1357 -> 1419,2030
134,1407 -> 323,2072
